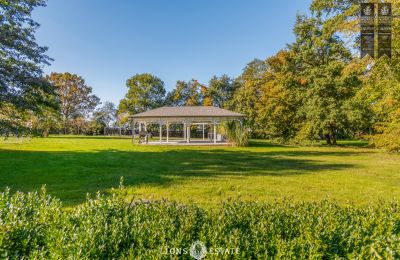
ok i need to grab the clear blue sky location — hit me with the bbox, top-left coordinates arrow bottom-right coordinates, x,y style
33,0 -> 311,105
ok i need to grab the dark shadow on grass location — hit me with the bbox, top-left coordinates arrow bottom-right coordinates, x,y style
249,140 -> 291,148
0,146 -> 360,206
47,136 -> 131,140
335,140 -> 371,148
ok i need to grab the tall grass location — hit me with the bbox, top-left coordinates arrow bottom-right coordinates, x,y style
1,188 -> 399,259
224,121 -> 249,147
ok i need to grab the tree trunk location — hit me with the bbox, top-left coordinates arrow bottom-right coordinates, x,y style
330,128 -> 337,145
43,129 -> 49,138
63,118 -> 67,134
325,134 -> 332,145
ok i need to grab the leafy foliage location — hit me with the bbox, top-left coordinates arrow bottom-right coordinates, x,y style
118,73 -> 166,122
166,79 -> 204,106
92,101 -> 118,128
0,0 -> 54,135
1,188 -> 400,258
208,75 -> 238,108
46,72 -> 100,134
359,57 -> 400,151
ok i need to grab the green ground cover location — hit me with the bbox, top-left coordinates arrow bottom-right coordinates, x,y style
0,136 -> 399,207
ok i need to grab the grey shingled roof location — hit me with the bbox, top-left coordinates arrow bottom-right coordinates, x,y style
130,106 -> 244,118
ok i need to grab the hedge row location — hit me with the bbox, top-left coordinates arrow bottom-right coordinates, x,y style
0,188 -> 399,259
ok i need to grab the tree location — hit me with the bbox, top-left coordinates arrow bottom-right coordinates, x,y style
310,0 -> 399,49
0,0 -> 54,135
256,50 -> 301,141
310,0 -> 400,149
118,73 -> 166,123
166,79 -> 203,106
30,101 -> 61,137
93,101 -> 117,128
200,85 -> 213,106
47,72 -> 100,134
287,14 -> 363,145
357,57 -> 400,151
208,75 -> 237,108
231,59 -> 267,136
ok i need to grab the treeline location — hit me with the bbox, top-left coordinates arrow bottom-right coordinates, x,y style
1,0 -> 400,150
119,0 -> 400,150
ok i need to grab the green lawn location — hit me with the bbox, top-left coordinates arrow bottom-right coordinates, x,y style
0,136 -> 399,207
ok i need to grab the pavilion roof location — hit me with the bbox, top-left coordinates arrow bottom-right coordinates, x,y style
130,106 -> 244,119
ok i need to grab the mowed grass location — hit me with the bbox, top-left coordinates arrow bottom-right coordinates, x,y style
0,136 -> 399,207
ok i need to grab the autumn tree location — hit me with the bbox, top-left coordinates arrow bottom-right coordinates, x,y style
356,57 -> 400,151
255,50 -> 301,141
231,59 -> 267,136
47,72 -> 100,134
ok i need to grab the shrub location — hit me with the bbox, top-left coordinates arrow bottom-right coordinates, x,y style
371,119 -> 400,152
0,189 -> 400,259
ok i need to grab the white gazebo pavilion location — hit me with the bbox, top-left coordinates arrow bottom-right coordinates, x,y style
130,106 -> 245,145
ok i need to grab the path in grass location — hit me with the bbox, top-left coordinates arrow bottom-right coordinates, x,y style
0,136 -> 399,206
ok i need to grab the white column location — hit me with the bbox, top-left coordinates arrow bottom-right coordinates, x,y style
144,123 -> 147,131
202,124 -> 205,140
187,124 -> 190,143
213,122 -> 217,144
166,123 -> 169,143
159,123 -> 162,143
183,123 -> 186,140
131,119 -> 135,144
139,123 -> 142,132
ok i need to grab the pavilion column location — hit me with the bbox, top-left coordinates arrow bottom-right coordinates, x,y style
213,122 -> 217,144
202,124 -> 205,140
131,119 -> 135,144
144,123 -> 147,131
159,122 -> 162,143
183,123 -> 186,140
139,123 -> 142,132
166,123 -> 169,143
187,124 -> 191,144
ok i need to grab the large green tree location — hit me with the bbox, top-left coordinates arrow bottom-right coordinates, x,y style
0,0 -> 55,135
166,79 -> 203,106
310,0 -> 400,149
208,75 -> 238,108
287,14 -> 364,145
118,73 -> 166,122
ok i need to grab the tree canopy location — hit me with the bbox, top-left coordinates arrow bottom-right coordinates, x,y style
47,72 -> 100,134
0,0 -> 54,135
118,73 -> 166,123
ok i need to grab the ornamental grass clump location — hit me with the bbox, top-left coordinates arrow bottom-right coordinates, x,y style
1,188 -> 400,259
225,121 -> 249,147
